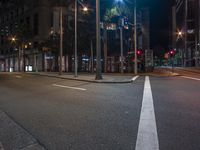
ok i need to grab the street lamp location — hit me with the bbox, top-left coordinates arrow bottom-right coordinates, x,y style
11,37 -> 16,42
95,0 -> 102,80
83,6 -> 88,12
115,0 -> 124,74
75,0 -> 88,77
178,31 -> 183,36
10,37 -> 21,72
59,7 -> 63,75
116,0 -> 137,74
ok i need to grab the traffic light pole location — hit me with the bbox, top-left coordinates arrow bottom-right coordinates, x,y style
134,0 -> 138,74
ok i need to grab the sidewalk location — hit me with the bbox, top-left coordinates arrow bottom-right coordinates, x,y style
27,70 -> 181,83
29,72 -> 136,83
0,110 -> 46,150
175,67 -> 200,74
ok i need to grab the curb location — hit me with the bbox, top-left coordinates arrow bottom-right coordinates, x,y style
28,73 -> 133,84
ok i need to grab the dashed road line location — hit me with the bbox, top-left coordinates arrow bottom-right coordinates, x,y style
15,75 -> 22,78
135,76 -> 159,150
132,75 -> 139,81
181,76 -> 200,81
52,84 -> 87,91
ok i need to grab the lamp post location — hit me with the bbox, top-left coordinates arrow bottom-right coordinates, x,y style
96,0 -> 102,80
134,0 -> 137,74
120,24 -> 124,74
11,37 -> 20,72
75,0 -> 78,77
75,0 -> 88,77
59,7 -> 63,75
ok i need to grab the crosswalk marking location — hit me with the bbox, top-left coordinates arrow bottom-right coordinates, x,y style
135,76 -> 159,150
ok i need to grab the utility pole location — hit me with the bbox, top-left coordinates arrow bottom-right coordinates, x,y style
103,27 -> 108,73
59,7 -> 63,75
18,46 -> 20,72
75,0 -> 78,77
120,26 -> 124,74
184,0 -> 188,67
95,0 -> 102,80
91,40 -> 94,73
134,0 -> 138,74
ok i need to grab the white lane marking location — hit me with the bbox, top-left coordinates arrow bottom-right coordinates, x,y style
181,76 -> 200,81
15,75 -> 22,78
52,84 -> 87,91
0,142 -> 5,150
132,75 -> 139,81
135,76 -> 159,150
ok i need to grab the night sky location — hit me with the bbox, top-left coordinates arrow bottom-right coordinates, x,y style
148,0 -> 173,50
101,0 -> 174,51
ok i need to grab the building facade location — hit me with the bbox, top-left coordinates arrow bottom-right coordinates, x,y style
172,0 -> 200,67
0,0 -> 73,72
0,0 -> 150,73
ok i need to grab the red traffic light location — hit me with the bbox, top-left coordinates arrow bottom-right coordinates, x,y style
168,49 -> 175,57
137,49 -> 143,56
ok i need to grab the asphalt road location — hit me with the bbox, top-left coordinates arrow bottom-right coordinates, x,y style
0,73 -> 200,150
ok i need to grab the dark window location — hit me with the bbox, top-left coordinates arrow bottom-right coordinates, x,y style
33,13 -> 39,36
187,34 -> 195,42
26,17 -> 30,29
188,1 -> 195,20
50,12 -> 53,27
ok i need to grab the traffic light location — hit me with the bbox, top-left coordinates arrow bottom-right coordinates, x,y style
124,17 -> 128,26
137,49 -> 143,56
168,49 -> 175,57
121,17 -> 129,29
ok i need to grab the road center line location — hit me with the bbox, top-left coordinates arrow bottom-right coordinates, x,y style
132,75 -> 139,81
181,76 -> 200,81
52,84 -> 87,91
135,76 -> 159,150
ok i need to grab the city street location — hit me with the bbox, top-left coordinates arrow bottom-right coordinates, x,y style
0,73 -> 200,150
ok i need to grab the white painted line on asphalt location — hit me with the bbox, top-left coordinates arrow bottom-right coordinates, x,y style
181,76 -> 200,81
132,75 -> 139,81
0,142 -> 5,150
15,75 -> 22,78
52,84 -> 87,91
135,76 -> 159,150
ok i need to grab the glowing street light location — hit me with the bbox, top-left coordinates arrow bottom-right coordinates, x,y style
11,37 -> 16,42
83,6 -> 88,12
178,31 -> 183,36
